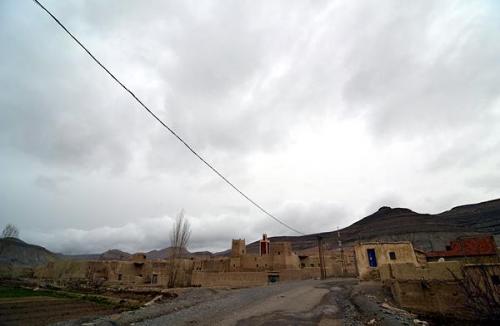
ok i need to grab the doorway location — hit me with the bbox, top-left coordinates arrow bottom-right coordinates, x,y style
367,249 -> 377,267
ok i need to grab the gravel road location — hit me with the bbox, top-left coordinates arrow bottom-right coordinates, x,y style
67,278 -> 420,326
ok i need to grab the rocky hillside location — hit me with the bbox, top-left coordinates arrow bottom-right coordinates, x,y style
3,198 -> 498,263
0,237 -> 59,266
245,198 -> 500,253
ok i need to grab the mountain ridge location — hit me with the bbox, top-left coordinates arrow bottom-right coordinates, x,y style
2,198 -> 499,266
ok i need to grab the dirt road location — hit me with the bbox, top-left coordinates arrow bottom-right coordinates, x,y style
80,278 -> 418,326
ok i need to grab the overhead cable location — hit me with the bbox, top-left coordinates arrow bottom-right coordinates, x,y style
32,0 -> 305,235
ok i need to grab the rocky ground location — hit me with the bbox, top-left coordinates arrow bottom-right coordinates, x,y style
62,278 -> 428,326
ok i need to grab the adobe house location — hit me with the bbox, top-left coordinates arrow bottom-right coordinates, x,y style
426,235 -> 499,263
354,241 -> 419,280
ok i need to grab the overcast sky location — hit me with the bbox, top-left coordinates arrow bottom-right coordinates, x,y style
1,0 -> 499,254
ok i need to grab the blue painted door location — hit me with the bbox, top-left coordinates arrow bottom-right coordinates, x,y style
367,249 -> 377,267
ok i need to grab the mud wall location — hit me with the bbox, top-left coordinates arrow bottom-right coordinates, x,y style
380,262 -> 500,319
191,271 -> 268,287
355,242 -> 418,280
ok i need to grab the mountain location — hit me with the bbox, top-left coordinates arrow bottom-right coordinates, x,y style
0,237 -> 59,267
145,247 -> 190,259
99,249 -> 131,260
3,198 -> 498,265
63,247 -> 211,261
244,198 -> 500,253
62,249 -> 131,261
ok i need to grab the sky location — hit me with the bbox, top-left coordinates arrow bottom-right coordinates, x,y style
1,0 -> 500,254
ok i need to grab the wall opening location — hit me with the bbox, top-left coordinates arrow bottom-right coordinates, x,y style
389,252 -> 397,260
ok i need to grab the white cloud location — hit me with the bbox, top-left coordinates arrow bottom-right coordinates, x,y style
1,0 -> 499,254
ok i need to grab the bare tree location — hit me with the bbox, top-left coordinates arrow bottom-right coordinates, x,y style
168,210 -> 191,288
2,224 -> 19,238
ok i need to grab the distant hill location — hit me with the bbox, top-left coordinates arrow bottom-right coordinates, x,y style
64,247 -> 203,261
0,237 -> 59,267
99,249 -> 131,260
145,247 -> 190,259
4,198 -> 498,265
244,198 -> 500,253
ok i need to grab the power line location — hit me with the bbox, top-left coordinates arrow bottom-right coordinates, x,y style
32,0 -> 305,235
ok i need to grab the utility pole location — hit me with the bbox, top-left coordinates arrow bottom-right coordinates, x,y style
317,236 -> 326,280
337,227 -> 345,276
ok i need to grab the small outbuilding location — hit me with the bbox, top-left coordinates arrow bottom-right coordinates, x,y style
354,241 -> 419,280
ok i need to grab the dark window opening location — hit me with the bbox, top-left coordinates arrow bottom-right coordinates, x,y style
278,251 -> 281,255
445,245 -> 451,251
389,252 -> 397,260
152,274 -> 158,284
118,274 -> 122,281
492,275 -> 500,285
311,264 -> 314,267
256,264 -> 259,268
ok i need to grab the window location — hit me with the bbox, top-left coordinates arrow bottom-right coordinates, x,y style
311,264 -> 314,267
389,252 -> 397,260
118,274 -> 122,281
256,264 -> 259,268
492,275 -> 500,285
278,251 -> 281,255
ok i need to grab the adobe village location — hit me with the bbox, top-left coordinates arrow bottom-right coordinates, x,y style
1,199 -> 500,325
